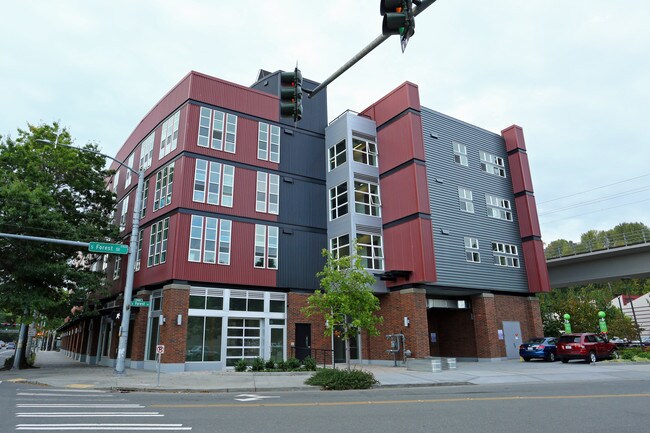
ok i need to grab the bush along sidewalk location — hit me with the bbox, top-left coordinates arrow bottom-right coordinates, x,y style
305,368 -> 378,390
618,348 -> 650,361
234,356 -> 318,372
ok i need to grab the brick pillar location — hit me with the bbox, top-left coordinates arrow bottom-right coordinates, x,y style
472,293 -> 501,359
526,296 -> 544,337
130,292 -> 151,362
397,288 -> 428,358
159,283 -> 190,364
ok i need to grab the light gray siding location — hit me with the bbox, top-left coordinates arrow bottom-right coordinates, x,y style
421,107 -> 529,293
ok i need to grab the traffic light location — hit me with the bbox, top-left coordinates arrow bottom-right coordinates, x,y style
380,0 -> 415,52
280,68 -> 303,122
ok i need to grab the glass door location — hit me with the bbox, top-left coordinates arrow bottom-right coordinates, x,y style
226,318 -> 261,367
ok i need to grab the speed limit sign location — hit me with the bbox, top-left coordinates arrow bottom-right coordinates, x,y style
156,345 -> 165,354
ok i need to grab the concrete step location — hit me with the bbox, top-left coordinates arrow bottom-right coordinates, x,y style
407,357 -> 457,373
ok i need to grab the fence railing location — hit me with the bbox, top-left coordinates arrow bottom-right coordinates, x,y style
290,346 -> 335,369
545,228 -> 650,260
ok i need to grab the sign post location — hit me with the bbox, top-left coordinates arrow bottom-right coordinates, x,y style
156,344 -> 164,387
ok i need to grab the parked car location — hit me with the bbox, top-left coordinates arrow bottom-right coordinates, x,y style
557,333 -> 618,363
6,341 -> 16,350
519,337 -> 558,362
642,337 -> 650,347
0,340 -> 5,348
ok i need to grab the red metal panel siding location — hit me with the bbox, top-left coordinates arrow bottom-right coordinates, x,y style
521,239 -> 551,293
507,150 -> 535,194
187,72 -> 279,122
383,218 -> 437,285
360,81 -> 421,127
131,214 -> 177,289
177,155 -> 277,223
380,163 -> 430,224
501,124 -> 527,153
515,194 -> 542,239
173,213 -> 277,287
376,113 -> 425,174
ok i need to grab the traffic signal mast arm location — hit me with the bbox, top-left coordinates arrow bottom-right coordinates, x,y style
307,0 -> 437,99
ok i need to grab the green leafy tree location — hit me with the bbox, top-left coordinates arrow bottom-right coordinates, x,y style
302,248 -> 383,371
0,122 -> 116,367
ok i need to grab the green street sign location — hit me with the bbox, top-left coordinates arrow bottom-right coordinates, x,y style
131,299 -> 150,308
88,242 -> 129,255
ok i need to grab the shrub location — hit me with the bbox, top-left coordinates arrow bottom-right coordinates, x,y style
277,360 -> 287,371
305,368 -> 378,390
234,359 -> 249,372
251,357 -> 265,372
302,356 -> 317,371
286,357 -> 301,371
621,348 -> 644,360
265,359 -> 276,370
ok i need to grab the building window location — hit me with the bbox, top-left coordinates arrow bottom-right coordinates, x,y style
113,256 -> 121,280
148,218 -> 169,267
225,113 -> 237,153
258,122 -> 281,163
186,316 -> 222,362
480,150 -> 506,177
453,142 -> 468,166
330,234 -> 350,259
354,181 -> 381,217
464,237 -> 480,263
139,132 -> 154,171
153,162 -> 174,211
159,110 -> 180,160
357,233 -> 384,270
135,230 -> 143,271
352,137 -> 377,167
486,194 -> 513,221
112,171 -> 119,194
329,182 -> 348,220
328,140 -> 346,171
119,195 -> 130,231
195,159 -> 236,208
140,178 -> 149,218
256,172 -> 279,214
254,225 -> 279,270
492,242 -> 520,268
125,154 -> 134,188
458,187 -> 474,213
189,215 -> 232,265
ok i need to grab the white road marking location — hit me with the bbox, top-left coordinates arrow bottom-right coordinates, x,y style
17,412 -> 163,417
234,393 -> 280,402
17,393 -> 114,397
18,404 -> 144,408
16,424 -> 191,431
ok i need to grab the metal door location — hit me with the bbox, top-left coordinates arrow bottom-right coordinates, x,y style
502,321 -> 522,359
294,323 -> 311,361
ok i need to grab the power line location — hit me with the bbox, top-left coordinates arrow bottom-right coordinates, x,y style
539,197 -> 650,225
539,173 -> 650,204
539,185 -> 650,216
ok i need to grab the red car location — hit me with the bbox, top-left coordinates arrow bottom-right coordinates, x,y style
556,333 -> 619,363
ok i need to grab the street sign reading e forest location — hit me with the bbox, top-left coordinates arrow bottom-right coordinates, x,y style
88,242 -> 129,255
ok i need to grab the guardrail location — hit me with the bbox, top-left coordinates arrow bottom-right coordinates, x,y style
545,228 -> 650,260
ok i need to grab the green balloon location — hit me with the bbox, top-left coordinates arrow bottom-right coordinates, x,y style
563,314 -> 571,320
598,311 -> 606,318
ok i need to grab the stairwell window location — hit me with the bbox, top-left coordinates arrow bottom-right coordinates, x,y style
464,237 -> 480,263
352,137 -> 377,167
328,140 -> 346,171
357,233 -> 384,270
329,182 -> 348,220
330,234 -> 350,259
354,181 -> 381,217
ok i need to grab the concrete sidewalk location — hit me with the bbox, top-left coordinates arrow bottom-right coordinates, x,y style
2,350 -> 650,393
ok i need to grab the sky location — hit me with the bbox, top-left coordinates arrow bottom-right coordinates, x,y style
1,1 -> 649,244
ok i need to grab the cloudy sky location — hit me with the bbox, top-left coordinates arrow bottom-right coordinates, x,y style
1,1 -> 648,244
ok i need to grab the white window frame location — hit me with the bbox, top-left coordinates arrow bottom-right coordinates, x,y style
135,230 -> 143,271
329,182 -> 348,220
485,194 -> 513,221
480,150 -> 506,178
256,172 -> 279,214
113,256 -> 121,280
112,171 -> 120,194
330,234 -> 350,259
148,218 -> 169,267
119,195 -> 130,232
153,162 -> 174,211
453,141 -> 468,166
159,110 -> 180,159
139,132 -> 154,171
354,180 -> 381,217
140,178 -> 149,218
352,137 -> 377,167
492,241 -> 520,268
328,140 -> 347,171
356,233 -> 384,270
258,123 -> 281,163
224,113 -> 237,153
254,224 -> 278,270
458,187 -> 474,213
125,154 -> 134,188
464,237 -> 481,263
188,215 -> 232,265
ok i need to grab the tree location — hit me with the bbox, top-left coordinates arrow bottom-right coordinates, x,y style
302,248 -> 383,371
0,122 -> 116,368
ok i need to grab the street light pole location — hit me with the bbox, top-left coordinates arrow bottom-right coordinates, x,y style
36,138 -> 142,375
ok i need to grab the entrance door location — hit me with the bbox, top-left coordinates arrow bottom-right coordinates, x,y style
294,323 -> 311,361
502,321 -> 522,359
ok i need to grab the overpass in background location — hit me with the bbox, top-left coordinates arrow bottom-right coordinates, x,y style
546,242 -> 650,288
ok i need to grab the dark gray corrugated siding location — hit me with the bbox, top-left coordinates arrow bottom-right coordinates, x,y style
278,229 -> 326,291
279,177 -> 326,229
421,107 -> 528,293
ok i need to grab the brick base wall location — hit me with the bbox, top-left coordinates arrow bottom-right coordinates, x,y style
159,284 -> 190,364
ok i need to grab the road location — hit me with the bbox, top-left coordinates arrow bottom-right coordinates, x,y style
1,378 -> 649,432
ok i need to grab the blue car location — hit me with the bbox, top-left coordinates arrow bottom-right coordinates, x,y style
519,337 -> 557,362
